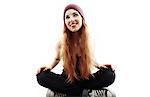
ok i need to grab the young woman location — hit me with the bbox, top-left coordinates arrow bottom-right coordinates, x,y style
36,4 -> 115,97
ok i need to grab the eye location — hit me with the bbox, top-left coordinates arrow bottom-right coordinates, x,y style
65,15 -> 70,19
73,13 -> 78,17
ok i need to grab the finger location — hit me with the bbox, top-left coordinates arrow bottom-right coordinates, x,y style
43,67 -> 48,71
104,64 -> 112,68
37,67 -> 46,74
105,64 -> 115,71
101,65 -> 107,68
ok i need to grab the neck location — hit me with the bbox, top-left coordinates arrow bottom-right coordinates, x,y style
71,31 -> 81,40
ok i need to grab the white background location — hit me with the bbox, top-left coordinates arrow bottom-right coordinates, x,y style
0,0 -> 150,97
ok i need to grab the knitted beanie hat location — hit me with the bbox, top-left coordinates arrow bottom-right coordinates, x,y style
64,4 -> 85,20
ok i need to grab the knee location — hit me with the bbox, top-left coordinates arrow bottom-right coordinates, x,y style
103,70 -> 116,87
36,71 -> 48,87
95,68 -> 116,86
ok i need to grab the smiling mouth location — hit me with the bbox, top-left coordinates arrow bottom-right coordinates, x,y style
70,22 -> 78,27
71,24 -> 76,27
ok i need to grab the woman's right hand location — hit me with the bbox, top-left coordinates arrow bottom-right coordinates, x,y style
36,66 -> 50,75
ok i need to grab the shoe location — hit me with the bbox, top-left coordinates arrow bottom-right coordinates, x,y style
54,92 -> 66,97
86,88 -> 116,97
47,88 -> 116,97
46,89 -> 66,97
46,89 -> 54,97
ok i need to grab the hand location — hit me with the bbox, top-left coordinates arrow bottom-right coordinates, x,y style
103,64 -> 115,71
36,66 -> 50,75
98,64 -> 114,70
103,64 -> 112,68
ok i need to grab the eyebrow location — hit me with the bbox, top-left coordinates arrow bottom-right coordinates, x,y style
66,12 -> 78,16
72,12 -> 78,15
65,11 -> 78,18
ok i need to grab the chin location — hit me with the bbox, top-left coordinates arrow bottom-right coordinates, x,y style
70,29 -> 78,32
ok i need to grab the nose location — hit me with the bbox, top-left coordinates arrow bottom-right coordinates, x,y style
69,16 -> 75,22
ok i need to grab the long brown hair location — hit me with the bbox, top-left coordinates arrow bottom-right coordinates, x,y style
62,20 -> 94,83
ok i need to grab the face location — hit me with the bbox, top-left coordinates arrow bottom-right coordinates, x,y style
65,9 -> 83,32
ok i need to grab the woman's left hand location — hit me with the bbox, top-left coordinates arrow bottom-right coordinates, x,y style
99,64 -> 115,71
